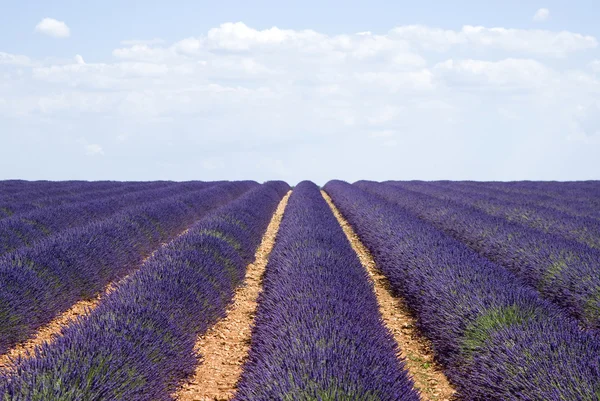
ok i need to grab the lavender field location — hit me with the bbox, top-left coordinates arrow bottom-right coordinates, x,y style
0,179 -> 599,400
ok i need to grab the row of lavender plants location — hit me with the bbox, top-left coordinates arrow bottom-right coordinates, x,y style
427,180 -> 600,221
389,180 -> 600,249
325,180 -> 600,400
0,181 -> 215,255
0,182 -> 255,355
459,181 -> 600,217
477,180 -> 600,202
358,181 -> 600,330
0,181 -> 182,219
235,181 -> 419,400
0,181 -> 143,212
0,180 -> 126,200
0,181 -> 289,400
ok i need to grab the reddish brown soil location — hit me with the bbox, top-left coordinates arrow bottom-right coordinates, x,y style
174,191 -> 291,401
322,190 -> 456,401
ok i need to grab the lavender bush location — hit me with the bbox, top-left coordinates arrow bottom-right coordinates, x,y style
325,180 -> 600,400
358,181 -> 600,329
0,181 -> 289,400
235,181 -> 419,401
0,182 -> 217,255
0,182 -> 256,354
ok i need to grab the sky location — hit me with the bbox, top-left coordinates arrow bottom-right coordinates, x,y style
1,1 -> 599,184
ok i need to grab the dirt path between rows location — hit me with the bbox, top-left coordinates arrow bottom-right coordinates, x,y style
322,190 -> 456,401
0,228 -> 191,371
174,191 -> 291,401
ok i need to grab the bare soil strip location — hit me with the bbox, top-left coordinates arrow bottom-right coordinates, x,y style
0,294 -> 104,370
0,229 -> 190,371
174,191 -> 291,401
322,190 -> 456,401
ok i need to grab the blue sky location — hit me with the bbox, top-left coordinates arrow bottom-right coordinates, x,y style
1,1 -> 599,183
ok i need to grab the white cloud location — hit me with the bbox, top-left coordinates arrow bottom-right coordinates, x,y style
173,38 -> 203,55
120,38 -> 165,46
0,52 -> 32,66
34,18 -> 70,38
32,60 -> 170,89
112,44 -> 174,62
85,144 -> 104,156
355,70 -> 435,92
533,8 -> 550,22
433,58 -> 555,90
206,22 -> 302,50
391,25 -> 595,57
1,21 -> 600,181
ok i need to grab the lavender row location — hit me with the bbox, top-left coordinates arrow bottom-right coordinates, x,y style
390,180 -> 600,250
0,182 -> 289,400
0,182 -> 256,355
0,181 -> 136,209
235,181 -> 419,401
0,180 -> 125,199
405,180 -> 600,220
325,180 -> 600,400
425,180 -> 600,221
0,181 -> 215,256
460,181 -> 600,216
392,179 -> 600,219
0,181 -> 181,220
478,180 -> 600,202
0,181 -> 140,218
360,181 -> 600,329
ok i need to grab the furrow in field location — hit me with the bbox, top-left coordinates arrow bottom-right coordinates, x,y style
0,287 -> 109,371
325,180 -> 600,400
0,227 -> 191,371
0,182 -> 256,355
390,181 -> 600,250
322,190 -> 456,401
358,181 -> 600,330
0,182 -> 212,256
0,182 -> 289,400
174,191 -> 290,401
234,182 -> 419,400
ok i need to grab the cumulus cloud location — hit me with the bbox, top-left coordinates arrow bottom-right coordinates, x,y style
0,52 -> 32,66
533,8 -> 550,22
391,24 -> 595,57
85,143 -> 104,156
112,44 -> 173,62
32,60 -> 170,89
74,54 -> 85,65
433,58 -> 555,90
355,70 -> 435,92
205,22 -> 303,50
2,21 -> 600,181
173,37 -> 203,55
120,38 -> 165,46
34,18 -> 70,38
